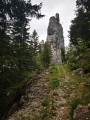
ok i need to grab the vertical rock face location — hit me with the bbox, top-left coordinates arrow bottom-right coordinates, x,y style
47,13 -> 64,65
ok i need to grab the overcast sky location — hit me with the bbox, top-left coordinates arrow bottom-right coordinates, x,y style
30,0 -> 77,46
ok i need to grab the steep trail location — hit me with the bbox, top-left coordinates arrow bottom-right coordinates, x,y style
8,69 -> 51,120
51,66 -> 77,120
8,65 -> 89,120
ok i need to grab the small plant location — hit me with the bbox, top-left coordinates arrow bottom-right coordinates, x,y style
51,80 -> 60,89
49,110 -> 56,117
51,103 -> 56,111
31,105 -> 35,112
53,92 -> 59,96
41,99 -> 49,107
32,115 -> 40,120
41,108 -> 49,119
22,116 -> 31,120
70,98 -> 82,119
19,112 -> 23,117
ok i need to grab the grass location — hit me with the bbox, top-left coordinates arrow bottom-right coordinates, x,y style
59,65 -> 65,78
36,64 -> 61,119
49,109 -> 56,117
70,94 -> 90,120
22,116 -> 31,120
70,98 -> 82,119
41,108 -> 49,119
62,64 -> 90,119
48,64 -> 61,89
40,107 -> 56,120
23,64 -> 90,120
41,99 -> 49,107
50,64 -> 90,118
53,92 -> 59,96
40,93 -> 56,120
4,63 -> 89,120
50,80 -> 60,89
32,116 -> 41,120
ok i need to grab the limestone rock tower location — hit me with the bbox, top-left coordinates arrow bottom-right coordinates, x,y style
47,13 -> 64,65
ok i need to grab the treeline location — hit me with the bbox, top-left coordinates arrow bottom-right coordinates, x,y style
0,0 -> 51,104
65,0 -> 90,74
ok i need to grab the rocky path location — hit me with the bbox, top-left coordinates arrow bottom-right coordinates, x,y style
8,69 -> 51,120
50,66 -> 77,120
8,65 -> 90,120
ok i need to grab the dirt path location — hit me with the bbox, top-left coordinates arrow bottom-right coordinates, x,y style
8,65 -> 79,120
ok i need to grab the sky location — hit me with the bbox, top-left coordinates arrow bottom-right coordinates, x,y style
30,0 -> 77,47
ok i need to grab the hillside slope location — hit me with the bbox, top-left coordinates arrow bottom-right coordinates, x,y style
6,64 -> 90,120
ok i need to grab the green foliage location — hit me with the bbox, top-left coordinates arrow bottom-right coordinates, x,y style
53,92 -> 59,96
0,0 -> 47,116
0,0 -> 44,90
32,116 -> 40,120
62,64 -> 90,119
61,46 -> 66,62
31,30 -> 39,55
49,63 -> 58,74
41,100 -> 56,119
34,54 -> 45,73
41,108 -> 49,119
70,98 -> 82,119
69,0 -> 90,47
66,41 -> 90,73
70,92 -> 90,119
50,80 -> 60,89
42,41 -> 51,68
48,64 -> 61,89
41,99 -> 49,107
69,63 -> 79,70
75,38 -> 87,53
49,110 -> 56,117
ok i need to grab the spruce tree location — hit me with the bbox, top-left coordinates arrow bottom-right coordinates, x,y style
0,0 -> 44,92
69,0 -> 90,47
42,41 -> 51,68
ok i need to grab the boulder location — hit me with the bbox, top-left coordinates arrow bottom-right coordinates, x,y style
73,68 -> 84,77
73,104 -> 90,120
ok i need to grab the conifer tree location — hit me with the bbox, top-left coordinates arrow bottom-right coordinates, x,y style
42,41 -> 51,68
31,30 -> 39,55
69,0 -> 90,47
0,0 -> 44,92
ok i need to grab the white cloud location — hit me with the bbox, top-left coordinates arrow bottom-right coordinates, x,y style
30,0 -> 76,47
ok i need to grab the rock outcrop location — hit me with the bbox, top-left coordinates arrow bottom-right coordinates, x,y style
73,104 -> 90,120
47,13 -> 64,65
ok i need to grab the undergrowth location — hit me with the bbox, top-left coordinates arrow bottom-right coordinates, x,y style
62,64 -> 90,119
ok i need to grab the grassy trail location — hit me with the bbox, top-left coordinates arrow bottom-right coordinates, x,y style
8,64 -> 90,120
